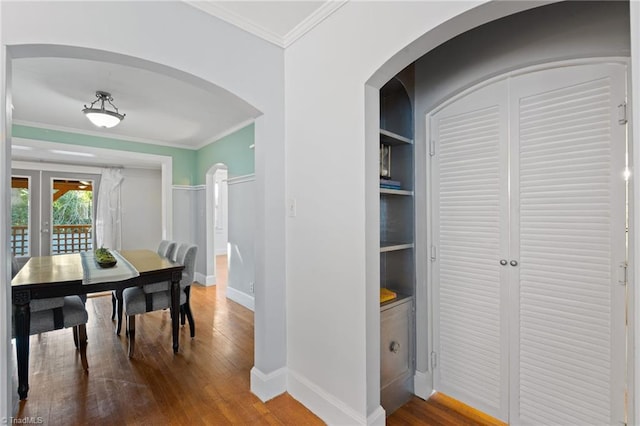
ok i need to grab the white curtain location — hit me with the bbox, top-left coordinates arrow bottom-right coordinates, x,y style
95,168 -> 124,250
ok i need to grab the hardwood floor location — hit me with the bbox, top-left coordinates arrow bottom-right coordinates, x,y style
15,256 -> 320,425
387,393 -> 506,426
15,255 -> 503,425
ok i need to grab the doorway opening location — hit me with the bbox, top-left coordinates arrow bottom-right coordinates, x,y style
214,167 -> 229,257
205,163 -> 229,286
365,0 -> 635,422
11,169 -> 99,259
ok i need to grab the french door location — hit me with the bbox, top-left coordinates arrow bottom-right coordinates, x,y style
430,61 -> 627,424
11,169 -> 100,257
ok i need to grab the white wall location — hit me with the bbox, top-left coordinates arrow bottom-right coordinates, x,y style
285,0 -> 613,423
631,3 -> 640,424
285,2 -> 498,423
5,1 -> 634,424
120,168 -> 162,251
226,175 -> 255,310
1,0 -> 287,413
1,7 -> 12,416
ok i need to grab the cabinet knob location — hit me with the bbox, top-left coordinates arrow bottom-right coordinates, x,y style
389,341 -> 401,353
500,259 -> 508,266
510,260 -> 518,267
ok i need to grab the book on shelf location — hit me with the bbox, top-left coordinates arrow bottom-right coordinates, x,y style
380,178 -> 402,190
380,287 -> 397,303
380,178 -> 401,186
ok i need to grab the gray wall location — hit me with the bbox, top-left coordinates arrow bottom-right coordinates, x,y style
415,1 -> 630,115
121,168 -> 162,251
172,181 -> 254,297
172,186 -> 201,272
195,188 -> 207,282
227,177 -> 255,301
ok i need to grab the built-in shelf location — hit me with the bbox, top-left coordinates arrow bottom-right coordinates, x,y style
380,128 -> 413,145
380,242 -> 414,253
379,74 -> 414,415
381,293 -> 413,310
380,188 -> 413,196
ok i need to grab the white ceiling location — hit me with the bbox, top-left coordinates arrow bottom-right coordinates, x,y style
187,1 -> 344,47
12,57 -> 260,150
11,1 -> 341,167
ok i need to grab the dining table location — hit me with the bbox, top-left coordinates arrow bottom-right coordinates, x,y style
11,249 -> 185,400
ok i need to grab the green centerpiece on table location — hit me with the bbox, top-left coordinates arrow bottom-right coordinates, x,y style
95,247 -> 117,268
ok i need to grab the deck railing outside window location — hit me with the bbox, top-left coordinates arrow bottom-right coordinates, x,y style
52,224 -> 93,254
11,225 -> 29,256
11,224 -> 93,256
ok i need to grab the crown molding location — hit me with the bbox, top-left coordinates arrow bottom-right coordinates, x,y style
12,119 -> 198,151
195,118 -> 255,150
13,119 -> 255,152
185,1 -> 285,47
184,1 -> 348,49
283,1 -> 348,48
12,136 -> 172,169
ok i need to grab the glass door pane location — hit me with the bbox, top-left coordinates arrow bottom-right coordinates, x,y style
41,172 -> 99,256
11,170 -> 40,258
51,179 -> 94,254
11,177 -> 30,256
11,170 -> 99,257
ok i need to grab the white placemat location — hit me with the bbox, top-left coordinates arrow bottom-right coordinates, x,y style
80,250 -> 140,285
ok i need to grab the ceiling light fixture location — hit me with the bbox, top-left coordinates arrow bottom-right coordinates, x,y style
82,91 -> 125,128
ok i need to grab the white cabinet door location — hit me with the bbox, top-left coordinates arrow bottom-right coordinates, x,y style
510,63 -> 627,426
431,78 -> 510,422
430,61 -> 627,425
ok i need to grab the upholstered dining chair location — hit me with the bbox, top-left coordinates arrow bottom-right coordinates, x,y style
112,240 -> 177,335
122,243 -> 197,357
11,254 -> 89,371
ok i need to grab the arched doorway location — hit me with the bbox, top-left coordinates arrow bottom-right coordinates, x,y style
364,0 -> 637,421
1,40 -> 265,414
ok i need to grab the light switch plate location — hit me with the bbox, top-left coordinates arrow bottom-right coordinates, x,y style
287,198 -> 297,217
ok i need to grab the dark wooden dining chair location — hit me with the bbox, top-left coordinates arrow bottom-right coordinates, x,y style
11,254 -> 89,371
111,240 -> 177,335
122,243 -> 197,357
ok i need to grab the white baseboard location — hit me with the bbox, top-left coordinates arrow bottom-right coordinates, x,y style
226,286 -> 254,311
367,406 -> 386,426
194,272 -> 216,286
413,369 -> 433,400
10,340 -> 17,416
251,366 -> 287,402
288,368 -> 367,425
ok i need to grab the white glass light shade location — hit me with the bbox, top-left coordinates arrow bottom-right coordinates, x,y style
83,110 -> 123,128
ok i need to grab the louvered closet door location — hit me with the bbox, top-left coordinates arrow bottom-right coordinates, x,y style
431,79 -> 510,422
509,63 -> 627,425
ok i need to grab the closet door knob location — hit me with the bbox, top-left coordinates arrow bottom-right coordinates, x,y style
510,260 -> 518,267
500,259 -> 508,266
390,341 -> 401,353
